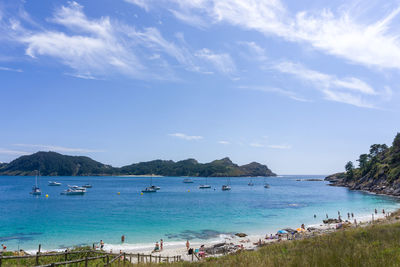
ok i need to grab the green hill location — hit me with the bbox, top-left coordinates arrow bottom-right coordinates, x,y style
326,132 -> 400,196
0,152 -> 276,177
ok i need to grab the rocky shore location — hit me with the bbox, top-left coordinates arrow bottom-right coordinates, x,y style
325,172 -> 400,197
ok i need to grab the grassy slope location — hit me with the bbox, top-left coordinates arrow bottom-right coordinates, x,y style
146,219 -> 400,267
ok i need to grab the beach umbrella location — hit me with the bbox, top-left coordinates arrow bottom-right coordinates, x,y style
277,230 -> 288,234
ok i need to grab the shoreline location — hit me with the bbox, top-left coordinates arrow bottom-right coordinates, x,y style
21,208 -> 395,260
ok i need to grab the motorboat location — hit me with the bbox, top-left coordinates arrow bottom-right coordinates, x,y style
183,178 -> 194,183
68,185 -> 86,191
82,184 -> 92,188
248,182 -> 254,186
264,183 -> 270,188
199,184 -> 211,189
142,187 -> 157,193
222,185 -> 231,191
150,185 -> 160,190
61,188 -> 86,195
48,181 -> 61,186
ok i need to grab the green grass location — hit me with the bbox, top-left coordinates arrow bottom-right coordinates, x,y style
141,221 -> 400,267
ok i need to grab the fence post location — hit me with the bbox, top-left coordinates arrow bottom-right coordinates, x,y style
85,255 -> 88,267
149,254 -> 152,263
167,256 -> 169,263
35,252 -> 40,266
0,252 -> 2,267
137,253 -> 140,263
107,255 -> 109,265
192,253 -> 194,261
123,252 -> 126,266
38,244 -> 41,253
159,255 -> 161,263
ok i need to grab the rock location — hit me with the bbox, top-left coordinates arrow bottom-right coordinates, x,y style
235,233 -> 247,237
323,218 -> 341,224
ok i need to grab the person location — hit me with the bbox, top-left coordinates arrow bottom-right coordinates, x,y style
314,214 -> 316,219
375,208 -> 378,214
347,213 -> 350,219
160,239 -> 163,250
383,209 -> 385,214
301,223 -> 305,230
354,219 -> 357,226
186,240 -> 190,251
338,211 -> 340,216
100,240 -> 104,250
326,213 -> 328,219
188,248 -> 193,255
153,242 -> 160,252
121,235 -> 125,243
1,244 -> 6,251
351,212 -> 354,218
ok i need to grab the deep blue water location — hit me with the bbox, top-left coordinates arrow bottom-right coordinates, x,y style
0,175 -> 399,251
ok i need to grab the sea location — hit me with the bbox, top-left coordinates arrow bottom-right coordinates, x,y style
1,175 -> 399,252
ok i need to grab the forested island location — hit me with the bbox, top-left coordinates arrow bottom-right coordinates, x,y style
0,151 -> 276,177
326,133 -> 400,196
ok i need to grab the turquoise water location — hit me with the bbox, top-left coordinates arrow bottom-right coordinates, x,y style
0,175 -> 399,251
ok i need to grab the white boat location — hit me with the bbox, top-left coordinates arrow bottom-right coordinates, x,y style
48,181 -> 61,186
68,185 -> 86,191
82,184 -> 92,188
61,188 -> 86,195
199,177 -> 211,189
183,178 -> 194,183
142,187 -> 157,193
222,177 -> 231,191
264,183 -> 270,188
30,171 -> 41,195
142,175 -> 159,193
222,185 -> 231,191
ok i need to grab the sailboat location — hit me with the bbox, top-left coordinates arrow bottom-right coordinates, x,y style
199,177 -> 211,189
263,177 -> 270,188
30,171 -> 41,195
222,177 -> 231,191
248,178 -> 254,186
142,174 -> 159,193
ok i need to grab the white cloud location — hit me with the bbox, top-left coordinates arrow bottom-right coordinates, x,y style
13,144 -> 103,153
218,140 -> 230,145
240,85 -> 310,102
0,148 -> 29,156
131,0 -> 400,71
273,61 -> 380,108
238,41 -> 267,61
268,144 -> 291,149
0,66 -> 22,72
168,133 -> 203,141
194,48 -> 236,74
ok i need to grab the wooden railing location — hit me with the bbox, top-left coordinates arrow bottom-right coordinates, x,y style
0,248 -> 182,266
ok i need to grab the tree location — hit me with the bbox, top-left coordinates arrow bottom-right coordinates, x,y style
345,161 -> 354,179
393,133 -> 400,152
369,144 -> 388,158
357,154 -> 369,169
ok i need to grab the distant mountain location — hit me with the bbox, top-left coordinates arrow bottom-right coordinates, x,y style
326,132 -> 400,196
0,152 -> 276,177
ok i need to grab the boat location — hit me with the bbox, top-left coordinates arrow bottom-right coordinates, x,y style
48,181 -> 61,186
264,183 -> 270,188
150,185 -> 160,190
68,185 -> 86,191
61,188 -> 86,195
30,171 -> 41,195
183,178 -> 194,183
199,177 -> 211,189
222,177 -> 231,191
222,185 -> 231,191
82,184 -> 92,188
142,187 -> 157,193
142,174 -> 159,193
248,178 -> 254,186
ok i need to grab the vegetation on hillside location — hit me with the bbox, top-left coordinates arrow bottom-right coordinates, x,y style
0,152 -> 276,177
326,133 -> 400,195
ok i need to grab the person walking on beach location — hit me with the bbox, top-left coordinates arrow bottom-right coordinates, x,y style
1,244 -> 6,251
347,213 -> 350,219
121,235 -> 125,243
326,213 -> 328,219
160,239 -> 163,250
382,209 -> 385,214
186,240 -> 190,251
375,208 -> 378,214
351,212 -> 354,218
100,240 -> 104,250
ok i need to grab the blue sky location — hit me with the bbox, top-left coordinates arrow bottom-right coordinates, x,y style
0,0 -> 399,174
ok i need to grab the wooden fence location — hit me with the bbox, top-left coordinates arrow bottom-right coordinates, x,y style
0,247 -> 182,266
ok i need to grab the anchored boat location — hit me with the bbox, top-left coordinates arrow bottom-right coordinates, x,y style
48,181 -> 61,186
30,171 -> 41,195
199,177 -> 211,189
183,178 -> 194,183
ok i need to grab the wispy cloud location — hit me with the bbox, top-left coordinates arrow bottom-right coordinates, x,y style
194,48 -> 236,74
0,66 -> 22,72
168,133 -> 203,141
237,41 -> 267,61
240,85 -> 310,102
0,148 -> 30,156
13,144 -> 103,153
268,144 -> 291,149
129,1 -> 400,71
218,140 -> 230,145
273,61 -> 379,108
